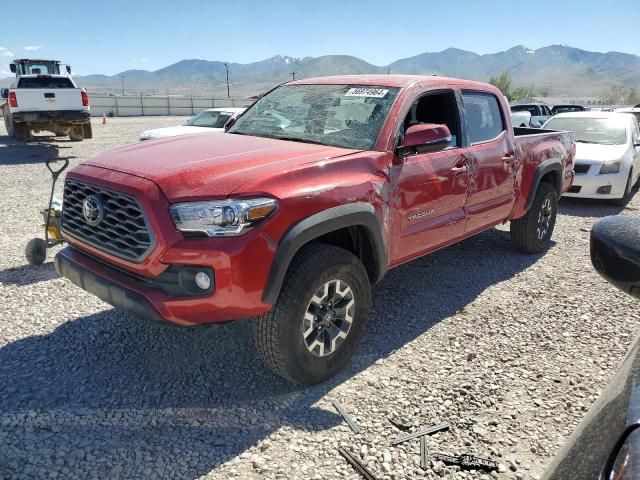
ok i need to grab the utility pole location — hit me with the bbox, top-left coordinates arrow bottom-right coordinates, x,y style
224,63 -> 230,98
120,75 -> 125,95
387,67 -> 390,75
291,72 -> 296,81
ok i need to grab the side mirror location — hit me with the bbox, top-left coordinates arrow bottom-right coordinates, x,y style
0,88 -> 7,99
590,216 -> 640,298
9,64 -> 16,73
66,65 -> 72,74
397,123 -> 451,157
224,116 -> 237,132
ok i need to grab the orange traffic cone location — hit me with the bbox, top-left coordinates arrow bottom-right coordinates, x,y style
102,114 -> 106,124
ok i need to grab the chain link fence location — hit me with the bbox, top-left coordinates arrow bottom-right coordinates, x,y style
88,94 -> 253,117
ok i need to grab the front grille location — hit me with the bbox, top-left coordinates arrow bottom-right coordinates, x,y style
574,163 -> 591,174
62,179 -> 155,263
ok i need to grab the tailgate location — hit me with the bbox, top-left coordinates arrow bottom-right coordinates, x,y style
14,88 -> 85,112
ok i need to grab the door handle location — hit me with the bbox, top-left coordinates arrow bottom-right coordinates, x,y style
451,165 -> 468,174
502,154 -> 515,164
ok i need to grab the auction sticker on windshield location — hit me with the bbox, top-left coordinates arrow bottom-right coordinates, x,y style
345,87 -> 389,98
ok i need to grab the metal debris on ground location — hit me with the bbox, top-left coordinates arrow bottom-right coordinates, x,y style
420,435 -> 428,470
388,416 -> 412,431
338,447 -> 380,480
390,423 -> 449,446
434,452 -> 499,471
332,400 -> 360,434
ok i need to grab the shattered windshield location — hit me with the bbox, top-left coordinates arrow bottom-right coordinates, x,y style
228,84 -> 399,150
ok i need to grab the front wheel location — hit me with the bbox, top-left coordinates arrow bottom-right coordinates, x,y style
254,244 -> 372,385
611,169 -> 634,206
25,238 -> 47,265
510,182 -> 558,253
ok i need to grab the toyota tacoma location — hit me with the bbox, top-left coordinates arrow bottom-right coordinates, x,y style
55,75 -> 575,384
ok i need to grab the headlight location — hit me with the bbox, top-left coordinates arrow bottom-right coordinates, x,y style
169,198 -> 278,237
600,162 -> 621,174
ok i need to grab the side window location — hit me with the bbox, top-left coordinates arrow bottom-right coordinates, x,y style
462,92 -> 505,144
401,91 -> 461,148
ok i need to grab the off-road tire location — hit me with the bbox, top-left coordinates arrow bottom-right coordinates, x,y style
14,123 -> 32,142
25,238 -> 47,265
254,244 -> 372,385
510,182 -> 558,253
3,107 -> 14,137
69,126 -> 84,141
611,169 -> 633,207
82,122 -> 93,139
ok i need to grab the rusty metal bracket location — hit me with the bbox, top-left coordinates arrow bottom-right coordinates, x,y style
338,447 -> 379,480
333,400 -> 360,434
390,423 -> 449,446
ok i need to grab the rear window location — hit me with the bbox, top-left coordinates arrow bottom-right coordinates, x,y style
511,105 -> 539,116
17,77 -> 74,89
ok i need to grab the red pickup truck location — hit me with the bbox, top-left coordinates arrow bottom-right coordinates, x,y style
55,75 -> 575,384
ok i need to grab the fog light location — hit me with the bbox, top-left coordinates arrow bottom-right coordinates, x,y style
597,185 -> 612,194
194,271 -> 211,290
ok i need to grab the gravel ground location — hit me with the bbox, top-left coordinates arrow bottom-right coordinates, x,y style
1,117 -> 639,480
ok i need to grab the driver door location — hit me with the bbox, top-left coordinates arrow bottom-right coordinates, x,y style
390,90 -> 470,265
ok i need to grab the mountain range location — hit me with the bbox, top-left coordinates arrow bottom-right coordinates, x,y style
55,45 -> 640,97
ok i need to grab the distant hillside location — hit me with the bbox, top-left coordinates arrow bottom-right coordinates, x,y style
67,45 -> 640,97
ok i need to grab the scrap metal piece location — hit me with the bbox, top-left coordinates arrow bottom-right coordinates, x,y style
434,453 -> 499,472
388,416 -> 412,431
332,400 -> 360,434
390,423 -> 449,446
338,447 -> 379,480
420,435 -> 428,470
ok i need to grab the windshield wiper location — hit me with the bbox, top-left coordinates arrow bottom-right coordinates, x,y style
272,135 -> 323,145
575,140 -> 601,144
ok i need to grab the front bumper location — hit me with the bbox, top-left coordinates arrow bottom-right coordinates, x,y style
563,164 -> 629,200
55,243 -> 273,326
13,110 -> 90,124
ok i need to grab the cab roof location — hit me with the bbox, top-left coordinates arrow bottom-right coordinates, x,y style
286,74 -> 496,91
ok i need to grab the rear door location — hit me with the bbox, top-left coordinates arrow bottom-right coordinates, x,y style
390,89 -> 470,264
462,91 -> 516,234
14,77 -> 84,112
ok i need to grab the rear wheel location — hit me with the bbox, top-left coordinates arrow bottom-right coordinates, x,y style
254,244 -> 372,385
69,126 -> 84,141
510,182 -> 558,253
14,123 -> 32,142
82,122 -> 93,139
3,107 -> 14,137
612,169 -> 634,206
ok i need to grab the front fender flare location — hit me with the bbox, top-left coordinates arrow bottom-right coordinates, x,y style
262,202 -> 387,305
524,158 -> 563,213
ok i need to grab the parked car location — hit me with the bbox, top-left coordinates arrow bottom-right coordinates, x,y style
511,103 -> 553,127
552,104 -> 587,115
616,107 -> 640,123
54,75 -> 575,385
542,215 -> 640,480
511,110 -> 532,127
543,112 -> 640,205
139,107 -> 245,141
1,59 -> 91,142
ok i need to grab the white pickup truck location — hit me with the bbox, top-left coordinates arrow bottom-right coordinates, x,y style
1,59 -> 91,142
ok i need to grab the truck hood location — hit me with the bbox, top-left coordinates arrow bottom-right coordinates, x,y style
83,133 -> 359,201
140,125 -> 224,140
574,142 -> 629,163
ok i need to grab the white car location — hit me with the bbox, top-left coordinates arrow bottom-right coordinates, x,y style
511,103 -> 553,128
139,107 -> 245,141
511,110 -> 531,127
542,112 -> 640,205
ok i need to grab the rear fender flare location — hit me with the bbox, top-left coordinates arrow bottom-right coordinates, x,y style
524,159 -> 563,213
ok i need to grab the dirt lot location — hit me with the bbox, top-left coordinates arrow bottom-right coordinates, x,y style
1,117 -> 639,480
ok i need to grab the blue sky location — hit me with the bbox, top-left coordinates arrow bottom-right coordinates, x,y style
2,0 -> 639,76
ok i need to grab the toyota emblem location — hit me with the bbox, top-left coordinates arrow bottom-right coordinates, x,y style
82,195 -> 104,226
